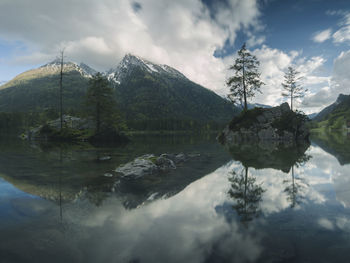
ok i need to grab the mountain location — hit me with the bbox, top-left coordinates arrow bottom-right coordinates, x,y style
313,94 -> 349,122
107,54 -> 236,124
308,113 -> 318,119
313,94 -> 350,130
0,60 -> 97,112
0,54 -> 237,129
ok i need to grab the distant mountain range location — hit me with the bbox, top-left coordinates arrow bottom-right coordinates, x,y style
312,94 -> 350,130
0,61 -> 95,112
307,113 -> 318,119
0,54 -> 237,128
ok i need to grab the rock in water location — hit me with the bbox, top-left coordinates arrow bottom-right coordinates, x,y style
115,153 -> 200,179
115,155 -> 158,179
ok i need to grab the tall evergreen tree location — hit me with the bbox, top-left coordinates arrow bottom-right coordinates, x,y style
86,73 -> 115,133
227,43 -> 264,111
281,66 -> 307,111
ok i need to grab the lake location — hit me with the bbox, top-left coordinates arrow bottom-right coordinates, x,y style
1,133 -> 350,262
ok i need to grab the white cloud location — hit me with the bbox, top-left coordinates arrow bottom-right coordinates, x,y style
0,0 -> 263,94
332,12 -> 350,44
252,45 -> 295,106
303,49 -> 350,112
312,29 -> 332,43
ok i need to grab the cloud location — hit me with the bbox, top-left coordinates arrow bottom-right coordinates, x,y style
312,29 -> 332,43
0,0 -> 263,94
302,86 -> 332,108
252,45 -> 295,106
331,11 -> 350,44
303,49 -> 350,112
246,34 -> 266,48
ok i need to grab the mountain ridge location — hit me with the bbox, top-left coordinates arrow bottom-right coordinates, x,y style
312,93 -> 350,131
0,54 -> 237,129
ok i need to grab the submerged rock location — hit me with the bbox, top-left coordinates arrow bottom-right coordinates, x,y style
99,156 -> 112,161
218,103 -> 309,145
115,153 -> 200,179
115,155 -> 158,179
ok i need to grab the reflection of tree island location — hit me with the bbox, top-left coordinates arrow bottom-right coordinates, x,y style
228,142 -> 311,215
228,142 -> 310,173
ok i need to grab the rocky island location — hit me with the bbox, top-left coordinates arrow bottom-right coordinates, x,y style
218,103 -> 309,145
25,115 -> 129,143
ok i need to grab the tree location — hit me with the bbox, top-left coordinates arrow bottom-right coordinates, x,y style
58,48 -> 65,130
227,43 -> 264,111
281,66 -> 307,111
85,72 -> 116,133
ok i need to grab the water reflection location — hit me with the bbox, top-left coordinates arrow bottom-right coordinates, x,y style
228,142 -> 310,173
2,135 -> 350,262
283,165 -> 307,208
0,135 -> 232,209
228,166 -> 265,223
311,132 -> 350,165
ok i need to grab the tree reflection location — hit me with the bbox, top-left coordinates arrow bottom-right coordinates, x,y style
283,153 -> 311,208
228,166 -> 265,224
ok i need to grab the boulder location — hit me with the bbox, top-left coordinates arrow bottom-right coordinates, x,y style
115,152 -> 200,179
115,155 -> 158,179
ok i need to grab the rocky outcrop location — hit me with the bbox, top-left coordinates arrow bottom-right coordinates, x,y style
115,153 -> 199,179
218,103 -> 309,145
26,115 -> 94,140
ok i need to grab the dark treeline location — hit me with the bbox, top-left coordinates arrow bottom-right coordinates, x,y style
0,111 -> 226,135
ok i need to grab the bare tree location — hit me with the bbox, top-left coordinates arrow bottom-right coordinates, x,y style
227,43 -> 264,111
58,48 -> 65,130
281,66 -> 307,111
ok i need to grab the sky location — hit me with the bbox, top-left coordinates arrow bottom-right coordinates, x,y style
1,0 -> 350,113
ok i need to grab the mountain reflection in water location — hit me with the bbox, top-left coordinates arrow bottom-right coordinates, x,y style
1,135 -> 350,262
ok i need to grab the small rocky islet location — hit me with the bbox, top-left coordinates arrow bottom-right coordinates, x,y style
218,102 -> 310,146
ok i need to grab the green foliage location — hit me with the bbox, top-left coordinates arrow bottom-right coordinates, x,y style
271,110 -> 308,136
229,107 -> 264,130
85,73 -> 116,133
281,66 -> 306,111
227,43 -> 264,111
38,124 -> 92,141
312,95 -> 350,131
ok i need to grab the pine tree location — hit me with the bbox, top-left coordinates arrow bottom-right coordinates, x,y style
227,43 -> 264,111
85,73 -> 115,134
281,66 -> 307,111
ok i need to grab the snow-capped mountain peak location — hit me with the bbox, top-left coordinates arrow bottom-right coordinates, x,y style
107,54 -> 186,84
40,60 -> 97,78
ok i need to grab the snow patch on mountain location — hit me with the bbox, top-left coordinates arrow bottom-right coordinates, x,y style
40,60 -> 97,78
107,54 -> 187,84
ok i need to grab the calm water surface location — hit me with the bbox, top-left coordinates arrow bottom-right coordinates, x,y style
0,134 -> 350,263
